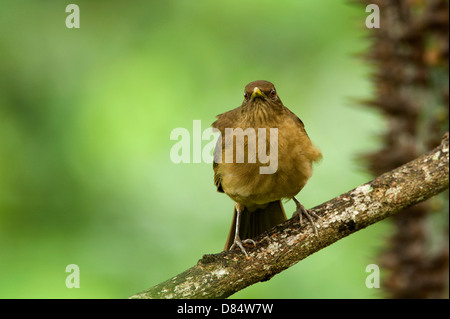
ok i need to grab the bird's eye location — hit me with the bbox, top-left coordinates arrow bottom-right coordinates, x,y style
270,89 -> 277,98
244,92 -> 249,99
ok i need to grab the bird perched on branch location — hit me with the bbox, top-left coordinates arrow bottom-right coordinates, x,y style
212,80 -> 322,256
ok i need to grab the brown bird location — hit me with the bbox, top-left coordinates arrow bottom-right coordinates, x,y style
212,80 -> 322,256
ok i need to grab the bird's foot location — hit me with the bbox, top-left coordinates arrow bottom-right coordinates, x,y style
230,236 -> 256,257
292,197 -> 321,235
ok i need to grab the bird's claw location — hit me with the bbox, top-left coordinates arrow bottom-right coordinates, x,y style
292,198 -> 321,235
230,237 -> 256,257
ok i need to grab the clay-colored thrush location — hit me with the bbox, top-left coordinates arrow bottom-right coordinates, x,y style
212,80 -> 322,256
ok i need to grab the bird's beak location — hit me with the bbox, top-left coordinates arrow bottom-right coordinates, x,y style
251,87 -> 266,100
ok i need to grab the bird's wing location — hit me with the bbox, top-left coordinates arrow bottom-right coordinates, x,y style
211,107 -> 240,133
211,107 -> 241,193
284,106 -> 322,162
284,106 -> 307,133
213,161 -> 224,193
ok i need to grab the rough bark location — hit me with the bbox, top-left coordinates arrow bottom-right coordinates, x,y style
130,133 -> 449,299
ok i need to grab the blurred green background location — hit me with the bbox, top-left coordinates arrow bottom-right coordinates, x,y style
0,1 -> 390,298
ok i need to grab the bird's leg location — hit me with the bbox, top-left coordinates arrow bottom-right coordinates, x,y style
292,197 -> 321,235
229,205 -> 256,257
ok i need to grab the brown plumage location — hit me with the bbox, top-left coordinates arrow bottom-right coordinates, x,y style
212,80 -> 322,255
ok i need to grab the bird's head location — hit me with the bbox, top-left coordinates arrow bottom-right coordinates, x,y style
242,80 -> 282,107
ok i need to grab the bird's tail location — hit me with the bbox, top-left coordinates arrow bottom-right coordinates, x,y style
224,200 -> 287,251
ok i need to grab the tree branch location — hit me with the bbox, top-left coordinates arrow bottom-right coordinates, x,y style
130,133 -> 449,299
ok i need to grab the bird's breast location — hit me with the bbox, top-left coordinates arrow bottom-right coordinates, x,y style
217,117 -> 314,205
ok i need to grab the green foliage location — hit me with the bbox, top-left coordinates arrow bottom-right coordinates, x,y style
0,0 -> 387,298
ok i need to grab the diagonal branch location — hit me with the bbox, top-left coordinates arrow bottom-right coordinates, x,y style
130,133 -> 449,299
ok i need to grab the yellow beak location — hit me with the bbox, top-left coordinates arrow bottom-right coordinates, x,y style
251,87 -> 266,100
